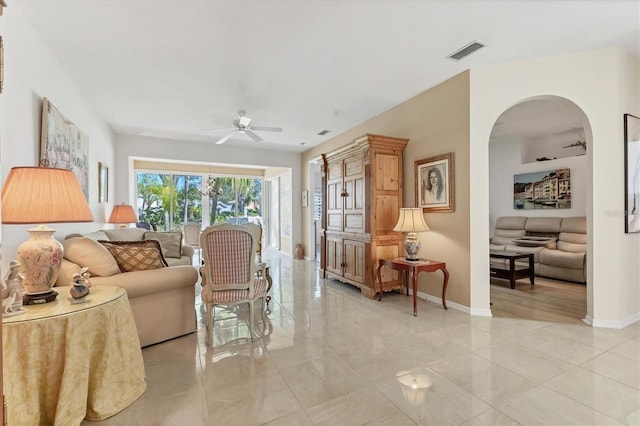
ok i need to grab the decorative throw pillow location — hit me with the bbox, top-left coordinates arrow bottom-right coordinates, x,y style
143,231 -> 183,259
62,237 -> 121,277
99,240 -> 168,272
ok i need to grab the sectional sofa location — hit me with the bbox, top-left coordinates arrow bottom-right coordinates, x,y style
490,216 -> 587,283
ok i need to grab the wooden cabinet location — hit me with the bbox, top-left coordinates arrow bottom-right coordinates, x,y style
320,134 -> 408,298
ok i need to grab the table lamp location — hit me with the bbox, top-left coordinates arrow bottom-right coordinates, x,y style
1,166 -> 94,303
108,203 -> 137,228
393,208 -> 430,261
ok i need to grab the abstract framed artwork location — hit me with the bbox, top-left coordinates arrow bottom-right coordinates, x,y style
40,97 -> 89,199
513,169 -> 571,210
624,113 -> 640,233
415,152 -> 454,212
98,162 -> 109,203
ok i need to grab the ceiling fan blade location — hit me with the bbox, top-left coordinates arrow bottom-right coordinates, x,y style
251,126 -> 283,132
215,131 -> 236,145
244,129 -> 263,142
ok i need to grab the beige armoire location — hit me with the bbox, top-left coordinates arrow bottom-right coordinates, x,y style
320,134 -> 408,298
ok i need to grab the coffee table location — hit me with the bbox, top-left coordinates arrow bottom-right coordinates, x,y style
489,250 -> 535,289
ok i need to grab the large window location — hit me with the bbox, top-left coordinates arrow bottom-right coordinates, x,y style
136,172 -> 262,230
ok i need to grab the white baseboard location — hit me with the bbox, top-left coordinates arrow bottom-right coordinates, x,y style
414,290 -> 491,316
588,312 -> 640,329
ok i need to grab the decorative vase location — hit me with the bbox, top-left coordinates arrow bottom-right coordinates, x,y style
16,226 -> 63,295
294,244 -> 304,260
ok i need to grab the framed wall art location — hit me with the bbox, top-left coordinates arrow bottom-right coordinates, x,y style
513,168 -> 571,210
415,152 -> 454,212
98,162 -> 109,203
40,97 -> 89,199
624,113 -> 640,233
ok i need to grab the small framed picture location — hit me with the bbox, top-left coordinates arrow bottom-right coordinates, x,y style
415,152 -> 455,212
302,190 -> 309,207
624,113 -> 640,233
98,162 -> 109,203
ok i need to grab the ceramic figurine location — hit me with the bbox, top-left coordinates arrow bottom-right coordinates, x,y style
69,267 -> 91,302
2,260 -> 26,317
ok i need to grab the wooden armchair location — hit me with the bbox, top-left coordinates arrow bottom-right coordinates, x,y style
199,223 -> 269,345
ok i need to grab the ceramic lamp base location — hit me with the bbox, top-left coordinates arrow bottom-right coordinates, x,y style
16,225 -> 64,295
404,232 -> 421,261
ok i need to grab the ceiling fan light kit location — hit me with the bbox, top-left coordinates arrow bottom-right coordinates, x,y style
212,110 -> 282,145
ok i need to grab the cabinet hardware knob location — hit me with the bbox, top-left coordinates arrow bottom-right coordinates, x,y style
340,262 -> 346,267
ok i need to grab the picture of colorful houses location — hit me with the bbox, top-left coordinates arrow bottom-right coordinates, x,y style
513,169 -> 571,209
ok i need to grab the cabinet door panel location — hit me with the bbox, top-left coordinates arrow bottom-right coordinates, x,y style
344,170 -> 365,233
344,157 -> 363,177
326,179 -> 343,231
375,194 -> 400,232
375,154 -> 400,191
326,237 -> 343,276
343,239 -> 364,283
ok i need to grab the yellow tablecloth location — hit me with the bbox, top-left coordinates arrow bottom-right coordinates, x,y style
3,286 -> 146,425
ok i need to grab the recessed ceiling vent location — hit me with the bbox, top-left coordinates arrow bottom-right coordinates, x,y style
317,130 -> 331,136
447,40 -> 485,61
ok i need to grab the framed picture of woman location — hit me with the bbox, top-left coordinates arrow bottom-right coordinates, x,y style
415,152 -> 454,212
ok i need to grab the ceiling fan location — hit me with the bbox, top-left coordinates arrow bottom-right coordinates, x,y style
210,110 -> 282,145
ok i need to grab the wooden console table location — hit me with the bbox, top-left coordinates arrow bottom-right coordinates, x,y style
489,250 -> 535,289
2,285 -> 146,425
376,257 -> 449,316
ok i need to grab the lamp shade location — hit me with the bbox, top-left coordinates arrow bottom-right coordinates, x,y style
108,203 -> 137,226
1,167 -> 93,223
393,208 -> 430,233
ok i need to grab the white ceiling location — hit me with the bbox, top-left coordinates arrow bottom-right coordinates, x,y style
15,0 -> 640,153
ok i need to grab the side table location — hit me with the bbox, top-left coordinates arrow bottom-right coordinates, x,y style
2,285 -> 146,425
376,257 -> 449,316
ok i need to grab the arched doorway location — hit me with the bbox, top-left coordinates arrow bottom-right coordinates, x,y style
487,96 -> 592,324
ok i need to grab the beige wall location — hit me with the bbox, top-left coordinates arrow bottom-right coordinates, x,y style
302,71 -> 471,307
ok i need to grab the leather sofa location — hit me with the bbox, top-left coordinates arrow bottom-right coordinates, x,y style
55,227 -> 199,347
490,216 -> 586,283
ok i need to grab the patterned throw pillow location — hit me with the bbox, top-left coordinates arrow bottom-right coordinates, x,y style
143,231 -> 183,259
99,240 -> 168,272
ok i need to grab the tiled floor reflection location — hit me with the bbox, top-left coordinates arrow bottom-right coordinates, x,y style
86,250 -> 640,425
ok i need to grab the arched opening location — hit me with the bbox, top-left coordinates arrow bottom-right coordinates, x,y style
487,96 -> 593,324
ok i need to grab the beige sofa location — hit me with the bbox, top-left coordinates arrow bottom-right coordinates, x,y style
490,216 -> 587,283
56,227 -> 198,347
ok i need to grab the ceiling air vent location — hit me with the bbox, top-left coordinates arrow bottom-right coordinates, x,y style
317,130 -> 331,136
447,41 -> 485,61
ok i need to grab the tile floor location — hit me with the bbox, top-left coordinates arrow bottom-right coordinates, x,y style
88,250 -> 640,425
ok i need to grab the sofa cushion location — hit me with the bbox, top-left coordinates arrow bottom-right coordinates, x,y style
100,240 -> 168,272
62,237 -> 121,277
539,248 -> 585,269
55,258 -> 83,287
525,217 -> 562,234
82,230 -> 109,241
103,227 -> 146,242
560,216 -> 586,234
144,231 -> 183,259
495,216 -> 527,230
